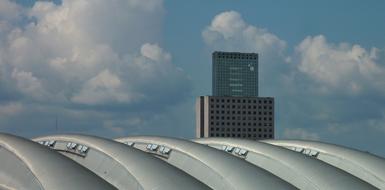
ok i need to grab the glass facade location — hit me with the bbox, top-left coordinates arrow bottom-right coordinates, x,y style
212,52 -> 258,97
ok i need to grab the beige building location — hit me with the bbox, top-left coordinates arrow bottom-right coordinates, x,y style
196,96 -> 274,140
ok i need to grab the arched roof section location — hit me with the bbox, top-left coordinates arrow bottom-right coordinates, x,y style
34,134 -> 210,190
0,133 -> 116,190
263,140 -> 385,189
116,136 -> 297,190
195,138 -> 377,190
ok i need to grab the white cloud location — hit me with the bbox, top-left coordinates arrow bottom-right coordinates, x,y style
11,69 -> 45,100
283,128 -> 320,141
367,112 -> 385,134
202,11 -> 286,56
71,69 -> 132,105
140,43 -> 171,62
0,0 -> 193,137
0,0 -> 22,20
0,102 -> 22,116
296,35 -> 385,94
0,0 -> 190,108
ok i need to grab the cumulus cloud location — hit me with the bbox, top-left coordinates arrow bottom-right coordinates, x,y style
0,0 -> 190,107
283,128 -> 320,140
0,0 -> 191,135
202,11 -> 286,56
296,35 -> 385,95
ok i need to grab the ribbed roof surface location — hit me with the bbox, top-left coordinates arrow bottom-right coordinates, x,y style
0,133 -> 384,190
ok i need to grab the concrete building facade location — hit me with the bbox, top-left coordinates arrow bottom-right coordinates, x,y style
196,96 -> 274,139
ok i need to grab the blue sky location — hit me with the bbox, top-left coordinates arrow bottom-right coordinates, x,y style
1,0 -> 385,156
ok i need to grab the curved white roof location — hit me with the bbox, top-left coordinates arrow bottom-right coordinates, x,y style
263,139 -> 385,189
0,133 -> 116,190
34,134 -> 210,190
116,136 -> 297,190
1,133 -> 384,190
195,138 -> 378,190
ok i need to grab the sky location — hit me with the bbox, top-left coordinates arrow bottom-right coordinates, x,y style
1,0 -> 385,156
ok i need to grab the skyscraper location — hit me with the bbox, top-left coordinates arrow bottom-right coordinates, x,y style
212,52 -> 258,97
196,51 -> 274,140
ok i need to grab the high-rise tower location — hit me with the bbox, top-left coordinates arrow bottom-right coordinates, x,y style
212,52 -> 258,97
196,51 -> 274,140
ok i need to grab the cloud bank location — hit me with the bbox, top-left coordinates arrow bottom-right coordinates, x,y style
0,0 -> 191,136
